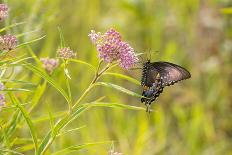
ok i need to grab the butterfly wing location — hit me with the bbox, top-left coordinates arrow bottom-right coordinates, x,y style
141,63 -> 164,104
150,61 -> 191,86
141,61 -> 191,106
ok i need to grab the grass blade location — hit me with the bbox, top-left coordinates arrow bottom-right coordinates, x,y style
52,141 -> 111,155
38,106 -> 89,155
95,82 -> 144,98
0,148 -> 24,155
16,35 -> 46,49
9,93 -> 38,154
102,72 -> 140,85
23,62 -> 70,104
67,59 -> 96,72
84,102 -> 145,111
0,22 -> 26,33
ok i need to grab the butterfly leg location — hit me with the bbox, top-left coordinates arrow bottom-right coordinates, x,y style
145,102 -> 151,113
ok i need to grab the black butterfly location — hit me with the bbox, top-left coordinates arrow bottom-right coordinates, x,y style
141,60 -> 191,112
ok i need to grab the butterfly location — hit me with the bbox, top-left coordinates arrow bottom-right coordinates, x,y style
141,60 -> 191,112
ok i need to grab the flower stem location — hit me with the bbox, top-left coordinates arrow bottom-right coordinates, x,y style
72,61 -> 111,109
64,61 -> 72,113
39,61 -> 113,154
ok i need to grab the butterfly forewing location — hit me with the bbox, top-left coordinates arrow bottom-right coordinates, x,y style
150,62 -> 191,86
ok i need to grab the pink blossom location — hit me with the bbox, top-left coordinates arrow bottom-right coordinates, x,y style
88,28 -> 138,69
57,47 -> 76,59
40,57 -> 59,74
0,34 -> 18,51
0,4 -> 8,21
0,82 -> 5,110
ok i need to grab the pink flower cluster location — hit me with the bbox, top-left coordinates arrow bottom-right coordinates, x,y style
109,150 -> 123,155
88,28 -> 138,70
0,4 -> 8,21
57,47 -> 76,59
0,34 -> 18,51
0,82 -> 5,110
40,58 -> 59,74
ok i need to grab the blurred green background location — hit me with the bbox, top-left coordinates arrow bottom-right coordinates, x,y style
2,0 -> 232,154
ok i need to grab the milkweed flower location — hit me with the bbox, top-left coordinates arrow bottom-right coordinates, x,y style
57,47 -> 76,59
0,34 -> 18,51
0,94 -> 5,108
0,82 -> 5,110
88,28 -> 138,70
109,150 -> 123,155
40,57 -> 59,74
0,4 -> 8,21
0,82 -> 4,90
118,42 -> 138,69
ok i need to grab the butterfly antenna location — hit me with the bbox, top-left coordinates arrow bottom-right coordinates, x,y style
148,48 -> 152,61
138,54 -> 144,63
146,52 -> 149,62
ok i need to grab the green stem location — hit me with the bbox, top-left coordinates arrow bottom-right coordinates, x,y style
39,61 -> 113,154
72,60 -> 111,109
64,61 -> 72,113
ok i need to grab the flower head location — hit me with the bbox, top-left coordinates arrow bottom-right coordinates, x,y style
0,82 -> 4,90
0,82 -> 5,110
57,47 -> 76,59
0,94 -> 5,106
109,150 -> 123,155
0,4 -> 8,21
0,34 -> 17,51
40,57 -> 59,74
119,42 -> 138,69
88,28 -> 138,69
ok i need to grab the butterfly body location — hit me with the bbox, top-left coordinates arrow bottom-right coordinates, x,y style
141,60 -> 191,112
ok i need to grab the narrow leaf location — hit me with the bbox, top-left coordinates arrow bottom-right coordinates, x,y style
67,59 -> 96,72
52,141 -> 111,155
23,62 -> 70,104
102,72 -> 140,85
9,93 -> 38,154
0,22 -> 26,33
95,82 -> 144,98
16,35 -> 46,49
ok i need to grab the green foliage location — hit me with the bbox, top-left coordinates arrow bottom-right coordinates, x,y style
0,0 -> 231,155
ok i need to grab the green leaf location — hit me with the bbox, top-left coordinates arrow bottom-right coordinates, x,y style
57,126 -> 86,137
58,27 -> 65,47
47,104 -> 55,135
38,106 -> 89,155
32,111 -> 66,124
9,93 -> 38,154
16,29 -> 41,38
4,110 -> 21,139
1,88 -> 32,92
0,79 -> 35,86
23,62 -> 71,104
52,141 -> 111,155
85,102 -> 145,111
64,68 -> 71,79
0,148 -> 24,155
95,82 -> 144,98
0,22 -> 26,33
38,100 -> 144,154
29,82 -> 47,113
67,59 -> 96,72
102,72 -> 140,85
26,46 -> 41,64
16,35 -> 46,49
1,103 -> 29,110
